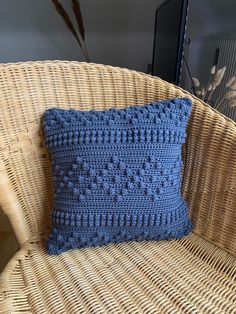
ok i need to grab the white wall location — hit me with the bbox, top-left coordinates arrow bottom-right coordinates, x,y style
0,0 -> 160,72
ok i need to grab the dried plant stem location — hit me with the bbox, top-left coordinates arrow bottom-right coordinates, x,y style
75,36 -> 89,62
72,0 -> 85,40
205,88 -> 216,104
214,98 -> 224,110
204,74 -> 214,101
51,0 -> 89,62
75,35 -> 89,62
214,94 -> 223,108
192,65 -> 234,113
78,34 -> 90,61
83,42 -> 90,62
186,72 -> 193,93
71,0 -> 90,61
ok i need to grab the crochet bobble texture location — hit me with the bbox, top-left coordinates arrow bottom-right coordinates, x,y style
44,98 -> 193,254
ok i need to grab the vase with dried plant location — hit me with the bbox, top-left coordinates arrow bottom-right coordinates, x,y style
192,66 -> 236,112
51,0 -> 90,62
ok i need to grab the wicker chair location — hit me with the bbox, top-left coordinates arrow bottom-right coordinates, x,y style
0,61 -> 235,314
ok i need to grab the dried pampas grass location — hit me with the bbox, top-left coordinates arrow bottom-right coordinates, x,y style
192,66 -> 227,104
201,87 -> 206,97
210,65 -> 216,74
225,90 -> 236,99
192,77 -> 200,87
229,99 -> 236,107
192,64 -> 236,113
213,67 -> 226,88
226,76 -> 236,88
229,78 -> 236,90
208,83 -> 212,91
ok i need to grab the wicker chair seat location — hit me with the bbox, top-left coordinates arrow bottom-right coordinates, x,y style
1,234 -> 236,313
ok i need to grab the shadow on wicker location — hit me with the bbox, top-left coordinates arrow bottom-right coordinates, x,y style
0,61 -> 235,314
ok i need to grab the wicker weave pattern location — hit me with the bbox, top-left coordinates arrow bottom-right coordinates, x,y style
1,234 -> 236,313
0,61 -> 235,254
0,61 -> 236,313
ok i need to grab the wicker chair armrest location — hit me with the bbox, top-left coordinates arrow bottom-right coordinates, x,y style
182,97 -> 236,256
0,162 -> 30,245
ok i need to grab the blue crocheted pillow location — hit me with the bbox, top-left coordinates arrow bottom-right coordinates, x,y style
44,97 -> 192,254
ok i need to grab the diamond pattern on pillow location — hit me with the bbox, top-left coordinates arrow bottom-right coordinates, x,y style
44,98 -> 193,254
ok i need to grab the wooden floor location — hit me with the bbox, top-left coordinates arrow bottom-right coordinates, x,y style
0,210 -> 18,272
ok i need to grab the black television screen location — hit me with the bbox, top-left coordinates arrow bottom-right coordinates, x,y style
152,0 -> 188,85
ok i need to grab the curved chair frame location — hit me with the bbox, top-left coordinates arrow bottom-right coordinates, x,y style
0,61 -> 235,313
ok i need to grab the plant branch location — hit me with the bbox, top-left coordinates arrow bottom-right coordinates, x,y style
203,74 -> 214,101
214,98 -> 226,111
72,0 -> 85,40
51,0 -> 89,62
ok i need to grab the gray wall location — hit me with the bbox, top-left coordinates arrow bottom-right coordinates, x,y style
182,0 -> 236,120
0,0 -> 160,72
187,0 -> 236,39
185,0 -> 236,84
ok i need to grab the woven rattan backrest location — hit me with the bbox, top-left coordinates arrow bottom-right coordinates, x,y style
0,61 -> 235,255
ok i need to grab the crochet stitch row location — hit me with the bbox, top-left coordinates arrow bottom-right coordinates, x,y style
44,97 -> 192,254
